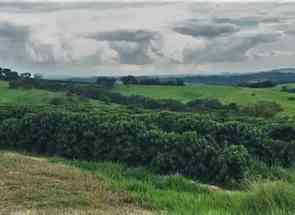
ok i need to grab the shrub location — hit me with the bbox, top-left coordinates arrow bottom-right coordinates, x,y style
242,101 -> 283,118
216,145 -> 250,185
0,108 -> 254,185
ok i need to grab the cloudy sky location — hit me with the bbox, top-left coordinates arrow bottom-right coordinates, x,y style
0,1 -> 295,77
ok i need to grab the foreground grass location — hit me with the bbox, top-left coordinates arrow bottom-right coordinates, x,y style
1,150 -> 295,214
115,84 -> 295,115
0,151 -> 151,215
51,157 -> 295,215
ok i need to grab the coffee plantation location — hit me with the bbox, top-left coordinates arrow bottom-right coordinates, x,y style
0,105 -> 294,187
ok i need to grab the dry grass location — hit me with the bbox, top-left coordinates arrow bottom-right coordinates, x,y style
0,151 -> 152,215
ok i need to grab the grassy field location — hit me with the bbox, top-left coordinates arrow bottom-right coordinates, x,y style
0,81 -> 67,105
0,81 -> 123,112
1,81 -> 295,214
51,156 -> 295,215
114,84 -> 295,115
0,151 -> 151,215
1,151 -> 295,215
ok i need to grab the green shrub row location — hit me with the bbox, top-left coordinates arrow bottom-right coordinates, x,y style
0,107 -> 294,186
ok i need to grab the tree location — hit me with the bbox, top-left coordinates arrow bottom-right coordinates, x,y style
187,99 -> 223,111
281,86 -> 288,92
216,145 -> 250,184
34,73 -> 43,80
121,75 -> 138,85
96,77 -> 116,88
176,79 -> 185,86
3,69 -> 19,81
138,78 -> 161,85
20,73 -> 31,79
242,101 -> 283,118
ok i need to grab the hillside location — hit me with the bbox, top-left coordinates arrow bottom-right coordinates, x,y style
114,84 -> 295,115
0,151 -> 150,215
1,150 -> 295,215
0,80 -> 123,113
0,81 -> 65,105
1,79 -> 295,214
62,68 -> 295,86
179,68 -> 295,85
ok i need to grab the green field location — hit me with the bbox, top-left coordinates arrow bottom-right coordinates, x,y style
1,80 -> 295,214
0,81 -> 65,105
115,84 -> 295,115
2,150 -> 295,215
0,81 -> 121,111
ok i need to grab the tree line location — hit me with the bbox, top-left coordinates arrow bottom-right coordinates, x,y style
95,75 -> 184,88
9,78 -> 283,118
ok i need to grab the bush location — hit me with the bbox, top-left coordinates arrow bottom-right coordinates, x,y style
242,101 -> 283,118
216,145 -> 250,185
0,108 -> 256,186
49,97 -> 67,106
187,99 -> 223,111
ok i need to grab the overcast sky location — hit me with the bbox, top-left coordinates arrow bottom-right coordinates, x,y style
0,1 -> 295,77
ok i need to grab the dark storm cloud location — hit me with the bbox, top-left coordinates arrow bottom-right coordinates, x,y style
92,30 -> 158,42
91,30 -> 163,65
0,22 -> 31,64
0,22 -> 28,38
183,32 -> 282,64
173,19 -> 240,38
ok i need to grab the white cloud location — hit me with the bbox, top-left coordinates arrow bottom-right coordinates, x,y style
0,1 -> 294,76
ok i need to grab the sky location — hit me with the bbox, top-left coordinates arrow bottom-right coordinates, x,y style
0,1 -> 295,77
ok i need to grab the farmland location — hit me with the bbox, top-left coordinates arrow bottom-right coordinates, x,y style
1,79 -> 295,214
115,84 -> 295,115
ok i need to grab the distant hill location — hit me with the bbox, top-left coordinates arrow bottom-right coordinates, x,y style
64,68 -> 295,86
179,68 -> 295,85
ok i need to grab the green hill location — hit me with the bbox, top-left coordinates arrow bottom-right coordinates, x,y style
1,80 -> 295,214
114,84 -> 295,115
0,81 -> 65,105
0,81 -> 121,112
0,151 -> 151,215
2,150 -> 295,215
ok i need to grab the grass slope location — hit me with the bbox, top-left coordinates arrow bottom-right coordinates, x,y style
0,81 -> 123,112
52,158 -> 295,215
115,84 -> 295,115
2,151 -> 295,215
0,151 -> 151,215
0,81 -> 66,105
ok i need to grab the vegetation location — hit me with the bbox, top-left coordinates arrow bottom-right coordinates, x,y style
0,103 -> 293,187
52,157 -> 295,215
1,70 -> 295,214
115,84 -> 295,115
96,77 -> 116,88
0,81 -> 66,105
238,80 -> 276,88
120,75 -> 184,86
0,151 -> 150,214
2,150 -> 295,215
8,79 -> 284,118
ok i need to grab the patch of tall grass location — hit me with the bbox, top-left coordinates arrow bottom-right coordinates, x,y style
50,158 -> 295,215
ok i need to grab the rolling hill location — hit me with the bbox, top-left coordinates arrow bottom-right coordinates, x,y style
114,83 -> 295,115
1,79 -> 295,214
